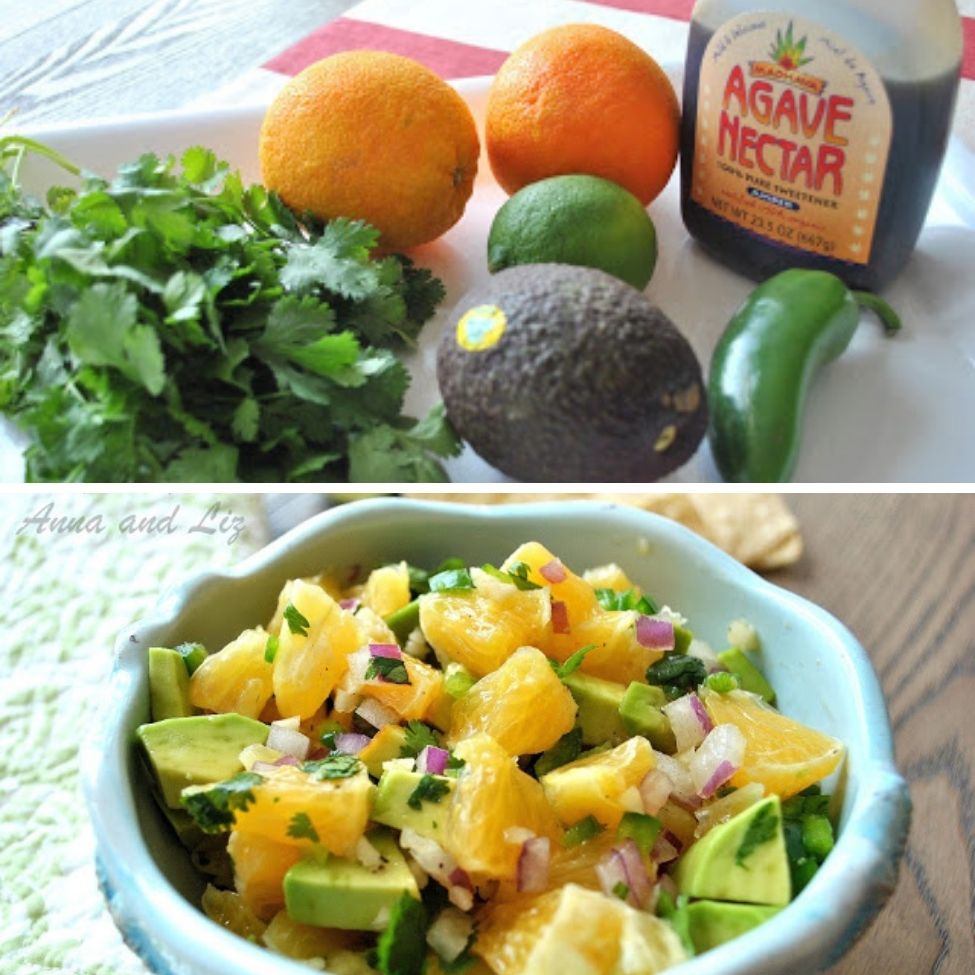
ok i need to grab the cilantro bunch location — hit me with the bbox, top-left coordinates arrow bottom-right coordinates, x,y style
0,137 -> 460,481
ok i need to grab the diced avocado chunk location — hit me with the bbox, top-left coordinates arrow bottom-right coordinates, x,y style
148,647 -> 193,721
372,768 -> 453,843
137,714 -> 268,808
562,671 -> 628,746
618,682 -> 676,753
359,724 -> 410,779
673,624 -> 693,655
443,661 -> 476,699
385,598 -> 420,645
673,796 -> 790,906
684,900 -> 781,953
284,830 -> 420,931
717,648 -> 776,704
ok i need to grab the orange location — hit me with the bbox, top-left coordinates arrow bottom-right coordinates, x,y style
476,883 -> 685,975
189,627 -> 274,719
486,24 -> 679,205
359,653 -> 444,721
702,688 -> 845,798
445,733 -> 562,881
501,542 -> 598,627
259,51 -> 480,250
227,831 -> 302,921
447,645 -> 577,755
362,561 -> 411,618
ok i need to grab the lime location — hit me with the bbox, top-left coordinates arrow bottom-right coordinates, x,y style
487,174 -> 658,290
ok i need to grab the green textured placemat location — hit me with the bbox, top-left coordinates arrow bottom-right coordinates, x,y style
0,493 -> 268,975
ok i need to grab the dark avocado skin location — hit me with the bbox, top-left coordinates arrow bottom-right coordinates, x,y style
437,264 -> 707,482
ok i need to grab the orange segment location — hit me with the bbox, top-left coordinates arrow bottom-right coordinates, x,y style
419,570 -> 551,676
227,830 -> 302,921
445,733 -> 562,881
201,884 -> 267,939
540,736 -> 655,829
359,654 -> 444,721
582,562 -> 640,593
363,562 -> 411,618
702,688 -> 845,798
272,580 -> 364,719
189,627 -> 274,719
502,542 -> 598,627
447,645 -> 577,755
231,764 -> 372,858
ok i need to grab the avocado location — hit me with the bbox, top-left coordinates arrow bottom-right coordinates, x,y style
137,713 -> 268,808
359,724 -> 410,779
684,900 -> 781,953
372,768 -> 454,843
385,598 -> 420,645
717,648 -> 776,704
148,646 -> 193,721
673,796 -> 790,906
436,264 -> 707,481
619,682 -> 676,753
562,671 -> 628,746
284,830 -> 420,930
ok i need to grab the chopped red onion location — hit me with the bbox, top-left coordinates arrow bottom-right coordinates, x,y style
249,761 -> 279,775
551,600 -> 570,634
267,722 -> 310,760
651,833 -> 681,864
448,885 -> 474,911
663,693 -> 711,754
656,872 -> 678,900
516,837 -> 550,894
639,769 -> 674,815
448,867 -> 472,891
416,746 -> 449,775
334,733 -> 371,755
339,597 -> 360,612
689,723 -> 746,797
652,751 -> 697,805
274,754 -> 301,767
616,838 -> 653,908
355,697 -> 400,730
332,688 -> 361,713
596,848 -> 630,901
426,908 -> 474,962
356,835 -> 382,870
539,559 -> 567,584
369,643 -> 402,659
636,616 -> 675,651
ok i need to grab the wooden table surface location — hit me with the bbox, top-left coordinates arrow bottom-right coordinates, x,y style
264,492 -> 975,975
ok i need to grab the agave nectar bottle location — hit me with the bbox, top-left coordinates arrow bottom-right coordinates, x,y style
680,0 -> 963,290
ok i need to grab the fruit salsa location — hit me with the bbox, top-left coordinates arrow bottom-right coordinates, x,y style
137,542 -> 846,975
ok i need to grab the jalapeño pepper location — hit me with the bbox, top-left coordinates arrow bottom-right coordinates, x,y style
708,270 -> 901,483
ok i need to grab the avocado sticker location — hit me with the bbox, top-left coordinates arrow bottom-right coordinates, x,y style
456,304 -> 506,351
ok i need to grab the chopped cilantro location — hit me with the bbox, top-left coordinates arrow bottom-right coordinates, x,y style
656,890 -> 695,957
302,754 -> 361,780
181,771 -> 262,833
0,140 -> 457,483
612,881 -> 630,900
617,811 -> 661,857
562,815 -> 604,848
263,634 -> 279,664
364,654 -> 410,684
174,642 -> 207,675
375,893 -> 427,975
399,720 -> 442,758
406,774 -> 450,810
283,603 -> 310,637
534,728 -> 583,777
645,655 -> 707,700
480,562 -> 541,590
735,802 -> 780,866
428,567 -> 474,593
553,644 -> 598,679
287,811 -> 320,843
704,671 -> 740,693
595,588 -> 658,615
444,754 -> 466,777
320,730 -> 338,751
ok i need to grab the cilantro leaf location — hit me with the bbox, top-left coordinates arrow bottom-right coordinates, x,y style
365,654 -> 411,684
595,587 -> 658,615
481,562 -> 542,591
554,644 -> 598,679
283,603 -> 310,636
264,634 -> 279,664
645,655 -> 707,699
736,802 -> 780,866
287,811 -> 320,843
400,721 -> 442,759
428,567 -> 474,593
181,771 -> 262,833
534,728 -> 583,777
302,755 -> 362,780
407,774 -> 450,810
375,893 -> 427,975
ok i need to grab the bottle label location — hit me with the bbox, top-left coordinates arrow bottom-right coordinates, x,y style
691,12 -> 892,265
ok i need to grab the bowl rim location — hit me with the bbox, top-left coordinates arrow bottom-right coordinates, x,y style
80,497 -> 911,975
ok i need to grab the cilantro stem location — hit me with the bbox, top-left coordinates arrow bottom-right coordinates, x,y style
0,135 -> 82,184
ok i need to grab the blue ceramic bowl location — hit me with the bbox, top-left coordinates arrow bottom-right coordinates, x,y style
81,499 -> 911,975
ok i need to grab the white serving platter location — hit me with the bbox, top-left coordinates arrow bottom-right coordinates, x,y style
8,77 -> 975,483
